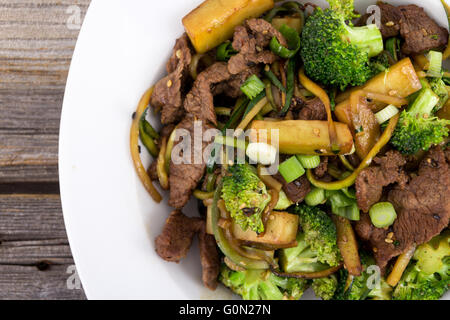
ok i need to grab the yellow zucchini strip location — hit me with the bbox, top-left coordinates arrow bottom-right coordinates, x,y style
157,136 -> 169,190
387,245 -> 417,287
332,215 -> 362,277
130,87 -> 162,202
236,97 -> 268,131
299,68 -> 340,152
306,114 -> 400,190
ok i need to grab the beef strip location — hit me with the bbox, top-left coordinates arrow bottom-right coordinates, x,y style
155,210 -> 220,290
150,34 -> 192,124
398,5 -> 449,55
213,65 -> 261,98
374,2 -> 448,54
198,223 -> 220,290
168,115 -> 214,209
314,157 -> 329,178
274,173 -> 311,204
355,147 -> 450,272
296,97 -> 327,121
355,150 -> 408,213
155,210 -> 203,262
184,62 -> 234,125
375,2 -> 403,38
227,19 -> 285,75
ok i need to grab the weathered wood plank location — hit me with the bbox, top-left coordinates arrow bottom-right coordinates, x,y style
0,0 -> 90,183
0,194 -> 86,299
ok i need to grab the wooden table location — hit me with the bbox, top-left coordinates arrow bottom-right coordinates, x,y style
0,0 -> 91,299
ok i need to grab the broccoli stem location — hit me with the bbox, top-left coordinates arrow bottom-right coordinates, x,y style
408,87 -> 440,117
342,24 -> 384,58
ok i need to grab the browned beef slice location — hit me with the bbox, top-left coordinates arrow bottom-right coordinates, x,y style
377,2 -> 403,38
356,147 -> 450,271
274,173 -> 311,204
168,115 -> 214,209
297,97 -> 327,121
184,62 -> 233,125
198,223 -> 220,290
155,210 -> 203,262
398,5 -> 449,55
314,157 -> 329,178
213,65 -> 261,98
227,19 -> 284,75
356,151 -> 408,213
150,34 -> 192,124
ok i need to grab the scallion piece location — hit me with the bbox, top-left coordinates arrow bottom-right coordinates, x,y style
296,155 -> 321,169
280,58 -> 295,116
375,104 -> 399,124
369,202 -> 397,228
263,67 -> 286,93
334,202 -> 360,221
278,156 -> 305,183
386,37 -> 400,62
426,50 -> 443,78
241,75 -> 265,100
269,24 -> 301,59
214,135 -> 247,151
305,187 -> 325,206
217,41 -> 237,61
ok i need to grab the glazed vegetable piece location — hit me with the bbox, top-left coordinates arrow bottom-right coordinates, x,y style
272,16 -> 303,33
220,265 -> 310,300
278,156 -> 305,183
300,0 -> 383,90
335,58 -> 422,125
332,215 -> 362,276
392,232 -> 450,300
183,0 -> 274,53
230,211 -> 299,247
221,164 -> 271,234
311,275 -> 338,300
249,120 -> 354,156
369,202 -> 397,228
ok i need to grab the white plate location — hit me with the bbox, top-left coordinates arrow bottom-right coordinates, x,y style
59,0 -> 449,299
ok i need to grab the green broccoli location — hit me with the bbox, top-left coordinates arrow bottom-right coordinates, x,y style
392,231 -> 449,300
334,251 -> 392,300
311,275 -> 338,300
300,0 -> 384,90
279,205 -> 341,273
369,52 -> 391,78
391,84 -> 450,155
219,264 -> 309,300
221,164 -> 271,234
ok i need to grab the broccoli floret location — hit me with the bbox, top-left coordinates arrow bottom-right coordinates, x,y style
393,232 -> 450,300
221,164 -> 271,233
219,264 -> 309,300
369,52 -> 391,78
391,85 -> 450,155
300,0 -> 384,90
311,275 -> 338,300
334,251 -> 392,300
279,205 -> 341,273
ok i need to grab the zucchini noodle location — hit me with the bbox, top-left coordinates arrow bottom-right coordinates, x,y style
299,68 -> 340,153
189,53 -> 205,80
387,245 -> 417,287
306,114 -> 400,190
130,87 -> 162,202
157,136 -> 170,190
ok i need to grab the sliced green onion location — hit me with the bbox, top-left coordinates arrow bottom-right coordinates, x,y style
139,118 -> 159,158
243,91 -> 266,118
246,142 -> 277,166
369,202 -> 397,228
278,156 -> 305,183
269,24 -> 301,59
305,187 -> 325,206
280,58 -> 295,116
275,190 -> 294,210
214,135 -> 247,150
386,37 -> 400,62
263,66 -> 286,93
375,104 -> 399,124
241,75 -> 265,100
217,41 -> 237,61
426,50 -> 443,78
264,1 -> 304,22
334,202 -> 360,221
296,155 -> 321,169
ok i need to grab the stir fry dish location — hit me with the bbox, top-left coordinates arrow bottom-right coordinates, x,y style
130,0 -> 450,300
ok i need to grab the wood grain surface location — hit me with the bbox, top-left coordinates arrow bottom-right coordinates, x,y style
0,0 -> 91,299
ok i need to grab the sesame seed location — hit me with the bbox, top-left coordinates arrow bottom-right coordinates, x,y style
262,30 -> 268,35
385,238 -> 394,244
256,46 -> 262,52
167,80 -> 173,88
264,65 -> 270,72
387,232 -> 394,239
175,49 -> 182,59
373,247 -> 378,253
385,21 -> 395,27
